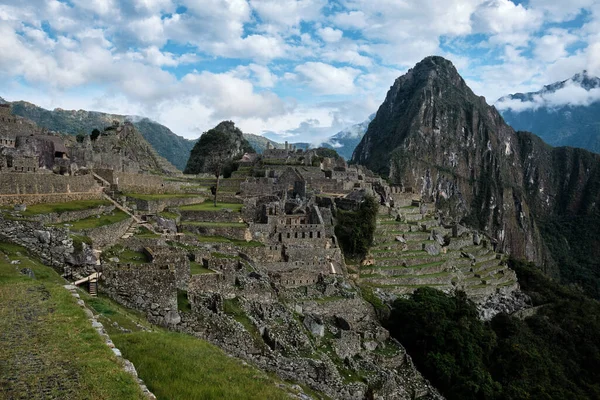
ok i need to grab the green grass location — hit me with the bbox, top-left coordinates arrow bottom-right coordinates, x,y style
211,252 -> 239,259
179,202 -> 243,212
177,289 -> 192,312
71,234 -> 92,252
84,292 -> 295,399
16,199 -> 110,216
369,261 -> 446,271
134,226 -> 160,238
112,331 -> 293,400
183,221 -> 247,228
158,211 -> 180,220
66,210 -> 130,230
190,262 -> 214,275
125,193 -> 202,201
103,245 -> 149,264
0,242 -> 145,399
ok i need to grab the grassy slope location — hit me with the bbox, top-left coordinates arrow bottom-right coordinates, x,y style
67,210 -> 130,230
84,295 -> 295,400
18,199 -> 111,216
0,242 -> 145,399
179,202 -> 243,212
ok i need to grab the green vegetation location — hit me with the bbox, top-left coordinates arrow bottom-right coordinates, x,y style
70,234 -> 92,252
538,213 -> 600,299
134,226 -> 160,238
179,202 -> 243,212
184,121 -> 254,177
67,210 -> 130,230
82,294 -> 294,399
17,199 -> 110,216
190,262 -> 214,275
0,242 -> 145,399
183,221 -> 247,228
387,259 -> 600,400
177,289 -> 191,312
334,195 -> 378,258
113,331 -> 292,399
102,245 -> 149,264
159,211 -> 179,220
125,193 -> 201,201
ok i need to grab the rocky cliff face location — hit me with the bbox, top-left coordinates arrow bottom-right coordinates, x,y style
352,56 -> 600,276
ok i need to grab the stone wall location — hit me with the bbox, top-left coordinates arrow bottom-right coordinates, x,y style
77,217 -> 133,249
127,196 -> 203,214
0,173 -> 101,206
179,209 -> 243,223
31,204 -> 115,224
181,224 -> 250,241
0,191 -> 103,207
100,264 -> 179,326
0,215 -> 74,270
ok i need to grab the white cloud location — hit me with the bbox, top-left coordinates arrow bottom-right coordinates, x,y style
533,30 -> 579,62
294,62 -> 361,95
317,27 -> 343,43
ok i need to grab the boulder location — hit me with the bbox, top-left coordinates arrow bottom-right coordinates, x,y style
424,243 -> 441,256
303,315 -> 325,337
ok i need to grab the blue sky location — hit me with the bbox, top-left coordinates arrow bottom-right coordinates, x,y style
0,0 -> 599,144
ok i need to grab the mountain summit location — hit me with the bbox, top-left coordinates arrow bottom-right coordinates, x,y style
352,56 -> 600,293
496,71 -> 600,154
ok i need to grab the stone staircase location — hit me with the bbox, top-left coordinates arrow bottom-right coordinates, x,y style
360,201 -> 518,302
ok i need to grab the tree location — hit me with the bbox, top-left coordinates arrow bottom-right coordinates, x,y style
90,128 -> 101,141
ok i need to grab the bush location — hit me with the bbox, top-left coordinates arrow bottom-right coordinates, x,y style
334,195 -> 378,258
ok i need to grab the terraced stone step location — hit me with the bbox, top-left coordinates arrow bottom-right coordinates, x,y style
473,258 -> 502,273
362,260 -> 447,276
372,253 -> 445,267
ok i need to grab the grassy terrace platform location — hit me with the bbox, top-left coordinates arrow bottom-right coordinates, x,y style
190,262 -> 215,275
125,193 -> 202,201
12,199 -> 110,216
63,210 -> 130,230
179,202 -> 243,212
0,242 -> 145,399
189,235 -> 264,247
83,294 -> 295,399
182,221 -> 247,228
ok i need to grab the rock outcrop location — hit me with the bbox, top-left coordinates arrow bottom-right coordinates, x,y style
184,121 -> 255,175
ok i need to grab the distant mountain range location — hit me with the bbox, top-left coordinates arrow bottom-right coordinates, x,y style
2,98 -> 319,170
496,71 -> 600,154
322,114 -> 375,160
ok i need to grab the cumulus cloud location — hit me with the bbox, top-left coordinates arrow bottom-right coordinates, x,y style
294,62 -> 361,95
317,27 -> 343,43
495,79 -> 600,112
1,0 -> 600,144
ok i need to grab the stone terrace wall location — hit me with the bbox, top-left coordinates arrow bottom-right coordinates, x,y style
0,173 -> 98,195
181,224 -> 250,241
100,264 -> 179,326
127,196 -> 203,214
0,215 -> 73,270
0,191 -> 103,207
179,209 -> 243,223
95,169 -> 186,195
78,217 -> 133,248
31,205 -> 115,224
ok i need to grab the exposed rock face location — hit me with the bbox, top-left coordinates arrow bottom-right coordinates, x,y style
184,121 -> 255,175
352,56 -> 600,273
